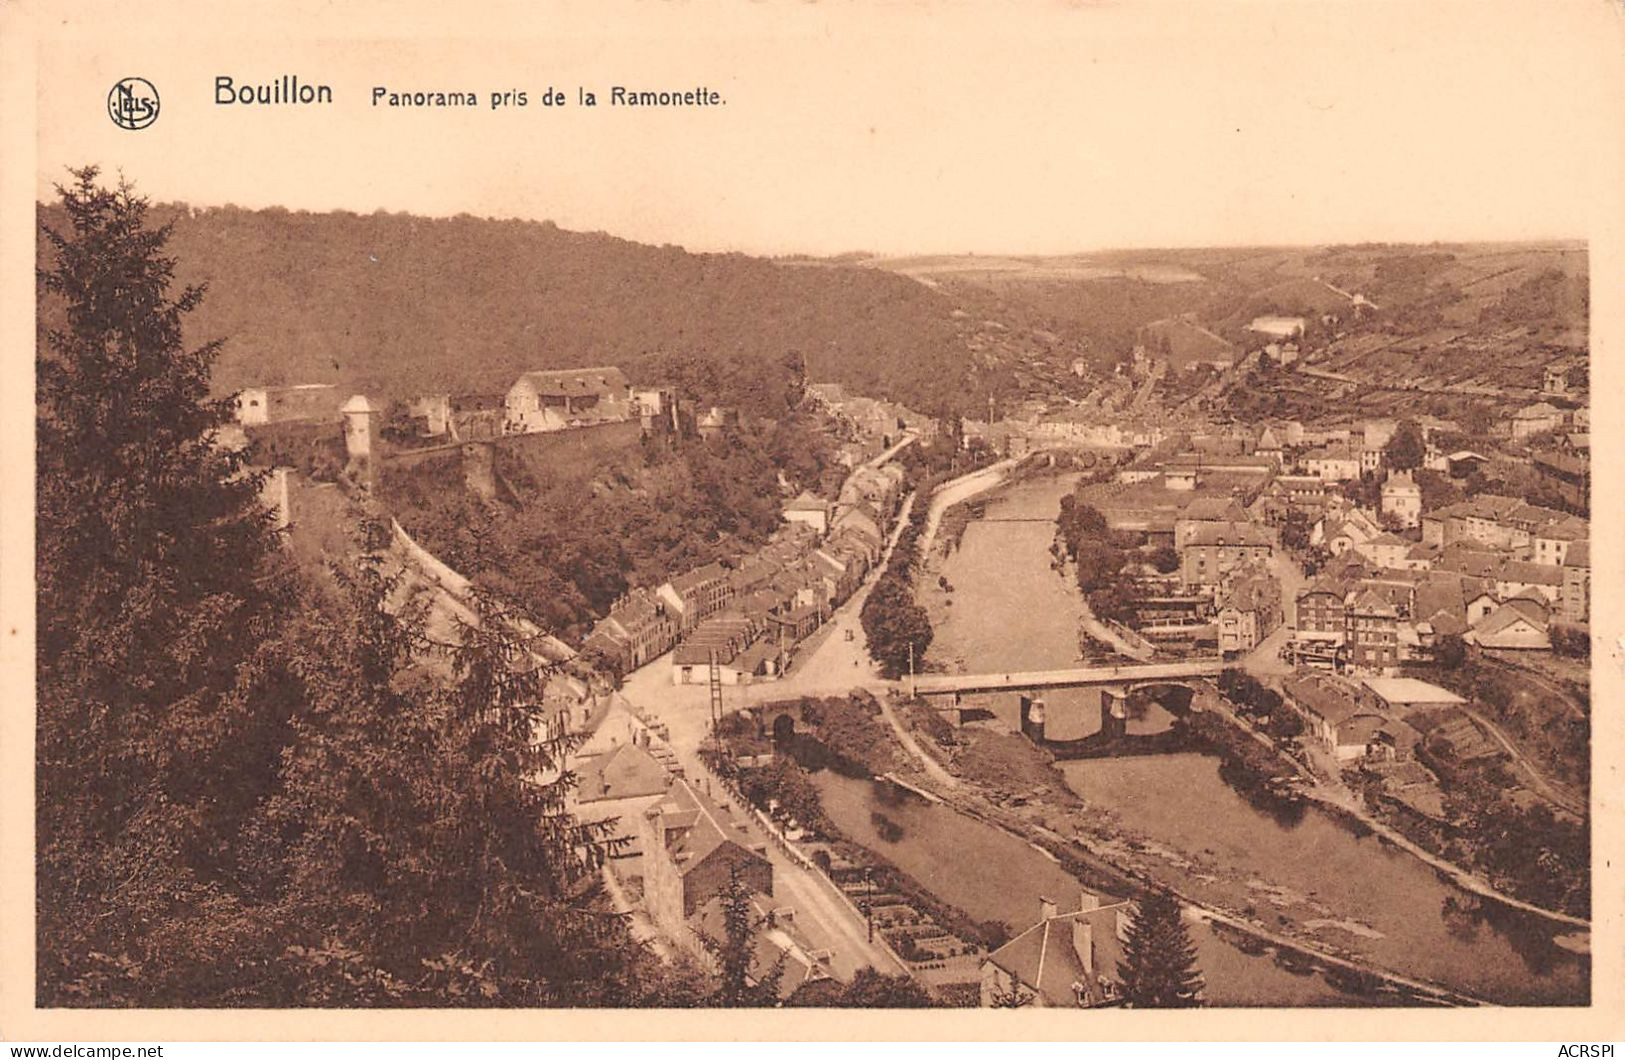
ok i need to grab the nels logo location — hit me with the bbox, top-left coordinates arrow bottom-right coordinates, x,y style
108,77 -> 160,130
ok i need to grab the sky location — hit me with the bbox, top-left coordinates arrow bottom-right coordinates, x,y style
24,0 -> 1625,256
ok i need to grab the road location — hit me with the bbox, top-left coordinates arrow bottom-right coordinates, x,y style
614,485 -> 927,981
917,457 -> 1020,556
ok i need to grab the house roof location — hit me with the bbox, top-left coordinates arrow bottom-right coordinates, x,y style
1564,541 -> 1590,568
1283,675 -> 1366,726
1347,589 -> 1399,617
985,900 -> 1127,1008
1498,561 -> 1562,587
1359,676 -> 1465,707
646,779 -> 766,879
1183,521 -> 1271,548
339,394 -> 379,414
575,743 -> 672,803
514,366 -> 629,396
1474,602 -> 1549,638
784,491 -> 832,514
669,562 -> 729,594
692,892 -> 831,1001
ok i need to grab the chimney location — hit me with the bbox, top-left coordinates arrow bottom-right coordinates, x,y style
1039,895 -> 1058,923
1078,890 -> 1100,914
1072,914 -> 1096,978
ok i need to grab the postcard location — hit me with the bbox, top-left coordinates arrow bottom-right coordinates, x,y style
2,0 -> 1621,1043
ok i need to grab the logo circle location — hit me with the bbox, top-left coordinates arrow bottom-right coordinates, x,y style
108,77 -> 160,130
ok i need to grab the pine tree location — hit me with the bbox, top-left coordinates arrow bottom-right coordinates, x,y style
272,553 -> 644,1005
36,167 -> 294,1003
704,863 -> 785,1006
1117,888 -> 1205,1008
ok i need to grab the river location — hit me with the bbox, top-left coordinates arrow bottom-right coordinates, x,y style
901,470 -> 1587,1006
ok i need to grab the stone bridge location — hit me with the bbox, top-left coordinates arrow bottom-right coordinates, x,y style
911,658 -> 1222,739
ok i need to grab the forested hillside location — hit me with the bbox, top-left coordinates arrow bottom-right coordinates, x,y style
35,202 -> 1079,419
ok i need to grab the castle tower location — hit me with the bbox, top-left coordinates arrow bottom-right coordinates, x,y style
340,394 -> 380,488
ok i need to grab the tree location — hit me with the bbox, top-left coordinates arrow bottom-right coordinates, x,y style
1117,889 -> 1204,1008
1279,508 -> 1311,552
704,864 -> 785,1006
1434,632 -> 1468,670
861,578 -> 933,679
1149,545 -> 1181,574
36,167 -> 296,1003
827,968 -> 934,1007
1385,419 -> 1425,471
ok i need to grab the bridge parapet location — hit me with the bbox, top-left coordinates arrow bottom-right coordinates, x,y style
912,658 -> 1222,697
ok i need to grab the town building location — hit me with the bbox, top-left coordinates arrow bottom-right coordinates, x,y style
1510,401 -> 1565,439
1301,445 -> 1361,483
1468,597 -> 1551,650
781,492 -> 834,536
638,778 -> 775,944
1178,522 -> 1272,589
1380,471 -> 1422,529
658,562 -> 736,632
1560,541 -> 1590,624
1215,573 -> 1280,655
504,367 -> 632,434
234,382 -> 342,426
980,893 -> 1129,1008
1345,589 -> 1401,674
1282,674 -> 1395,761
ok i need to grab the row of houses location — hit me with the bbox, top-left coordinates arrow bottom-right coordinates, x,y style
1288,538 -> 1589,670
581,461 -> 907,685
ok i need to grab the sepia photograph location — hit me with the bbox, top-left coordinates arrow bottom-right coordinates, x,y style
2,0 -> 1622,1043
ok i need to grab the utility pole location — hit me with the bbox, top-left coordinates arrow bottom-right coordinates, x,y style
708,649 -> 723,750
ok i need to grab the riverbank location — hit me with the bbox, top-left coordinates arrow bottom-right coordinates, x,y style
892,468 -> 1588,1006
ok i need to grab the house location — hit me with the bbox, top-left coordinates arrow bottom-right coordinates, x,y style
233,382 -> 341,426
1469,598 -> 1551,650
779,492 -> 833,536
830,505 -> 884,564
1353,532 -> 1412,571
1268,474 -> 1327,516
671,613 -> 758,684
1301,445 -> 1361,483
1215,573 -> 1280,655
1246,315 -> 1307,340
1532,450 -> 1589,512
1317,507 -> 1382,555
1255,426 -> 1284,464
980,893 -> 1129,1008
1380,471 -> 1422,529
1179,522 -> 1272,589
1345,589 -> 1401,674
692,890 -> 833,1001
1282,674 -> 1392,761
408,394 -> 452,436
658,562 -> 735,632
1361,419 -> 1397,474
1294,578 -> 1349,638
1559,541 -> 1589,624
639,778 -> 774,942
1494,561 -> 1562,605
575,741 -> 673,804
583,587 -> 678,673
1510,401 -> 1564,439
1530,514 -> 1586,566
504,367 -> 632,433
